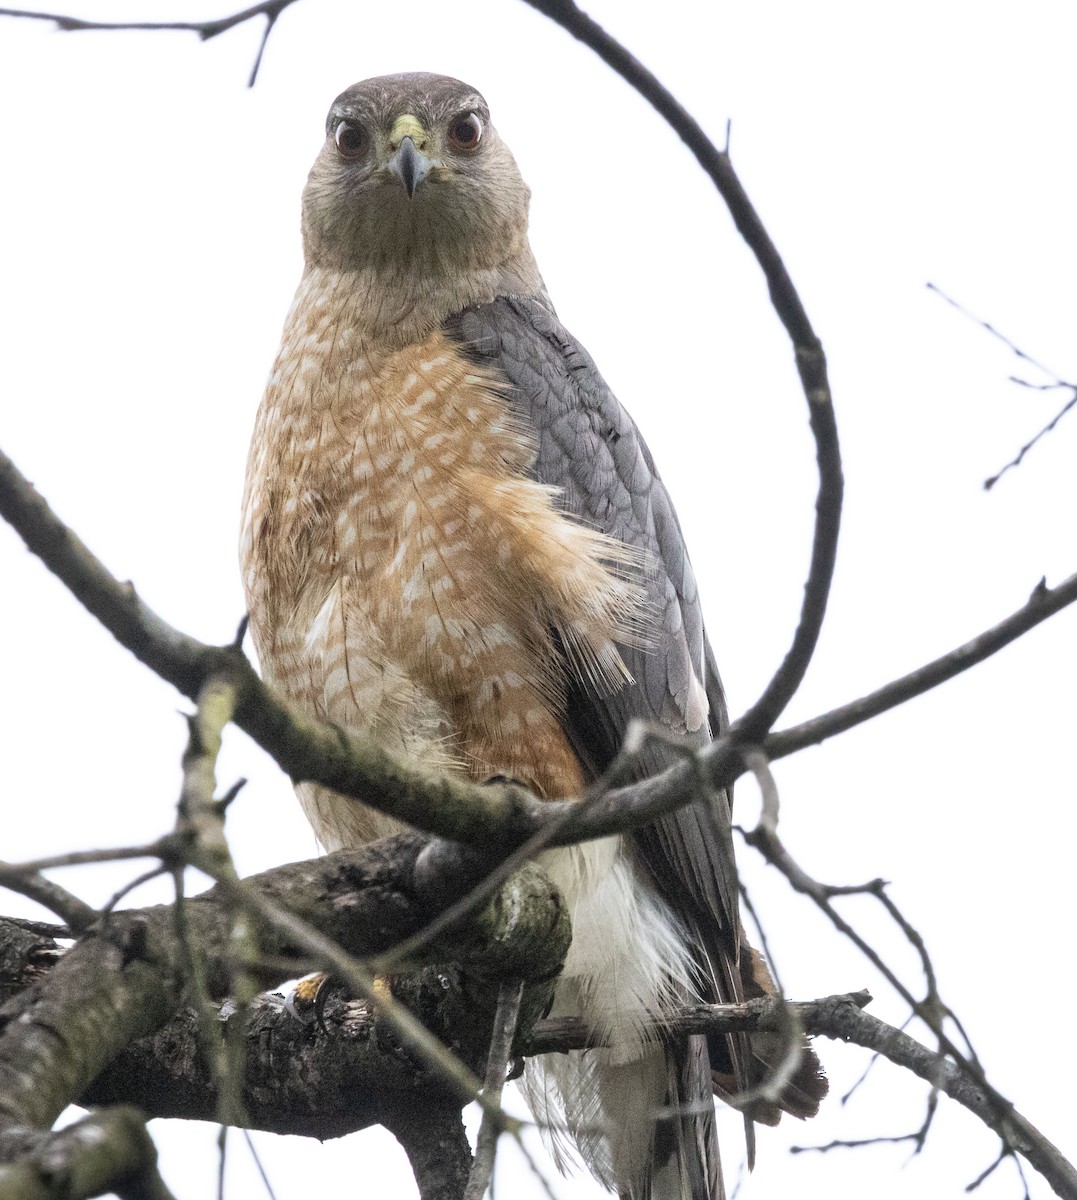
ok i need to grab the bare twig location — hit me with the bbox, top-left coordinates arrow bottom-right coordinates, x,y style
241,1131 -> 278,1200
170,865 -> 238,1126
5,845 -> 167,872
526,991 -> 871,1054
927,282 -> 1077,488
793,1084 -> 938,1160
766,572 -> 1077,758
965,1145 -> 1031,1198
984,386 -> 1077,490
0,1 -> 293,38
100,867 -> 169,917
736,812 -> 1070,1189
464,979 -> 525,1200
0,1 -> 298,84
174,675 -> 258,1126
811,1003 -> 1077,1200
928,283 -> 1061,382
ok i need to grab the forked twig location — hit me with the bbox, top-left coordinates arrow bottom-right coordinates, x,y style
928,282 -> 1077,488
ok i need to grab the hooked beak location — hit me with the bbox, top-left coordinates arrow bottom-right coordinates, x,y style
386,135 -> 432,199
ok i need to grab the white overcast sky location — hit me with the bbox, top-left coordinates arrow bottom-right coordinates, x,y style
1,3 -> 1075,1199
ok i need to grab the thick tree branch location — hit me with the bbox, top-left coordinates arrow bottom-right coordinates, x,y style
0,1106 -> 176,1200
81,975 -> 504,1139
384,1103 -> 474,1200
7,909 -> 1073,1200
0,836 -> 567,1154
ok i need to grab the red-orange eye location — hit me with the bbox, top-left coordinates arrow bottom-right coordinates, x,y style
334,120 -> 368,159
447,112 -> 483,152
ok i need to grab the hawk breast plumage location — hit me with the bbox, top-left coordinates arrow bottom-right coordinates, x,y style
241,72 -> 824,1199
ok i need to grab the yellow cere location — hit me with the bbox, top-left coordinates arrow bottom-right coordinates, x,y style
388,113 -> 428,149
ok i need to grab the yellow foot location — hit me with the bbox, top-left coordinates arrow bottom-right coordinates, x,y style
288,971 -> 331,1028
288,972 -> 395,1038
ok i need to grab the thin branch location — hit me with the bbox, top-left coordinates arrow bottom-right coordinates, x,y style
520,0 -> 843,740
386,1104 -> 473,1200
5,845 -> 167,872
464,979 -> 524,1200
4,447 -> 1077,854
766,572 -> 1077,757
0,2 -> 298,84
526,991 -> 871,1054
0,0 -> 292,37
174,675 -> 259,1126
985,387 -> 1077,490
101,867 -> 169,917
241,1131 -> 278,1200
927,282 -> 1077,488
965,1145 -> 1031,1198
810,1003 -> 1077,1200
0,861 -> 96,933
793,1083 -> 938,1161
927,282 -> 1061,381
737,807 -> 1071,1192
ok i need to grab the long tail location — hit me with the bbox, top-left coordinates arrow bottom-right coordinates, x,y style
524,1038 -> 723,1200
646,1036 -> 724,1200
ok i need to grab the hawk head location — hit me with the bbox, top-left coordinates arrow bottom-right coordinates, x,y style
302,72 -> 534,282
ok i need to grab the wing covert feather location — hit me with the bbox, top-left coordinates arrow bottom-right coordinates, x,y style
445,297 -> 743,1009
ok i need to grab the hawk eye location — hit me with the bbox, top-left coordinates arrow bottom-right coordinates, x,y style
447,112 -> 483,152
334,120 -> 368,159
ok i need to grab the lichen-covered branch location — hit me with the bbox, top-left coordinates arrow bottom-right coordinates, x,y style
0,836 -> 567,1165
0,1106 -> 176,1200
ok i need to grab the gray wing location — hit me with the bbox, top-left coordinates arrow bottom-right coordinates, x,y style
444,297 -> 748,1051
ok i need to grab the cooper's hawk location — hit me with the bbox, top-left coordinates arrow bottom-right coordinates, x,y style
241,72 -> 824,1200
